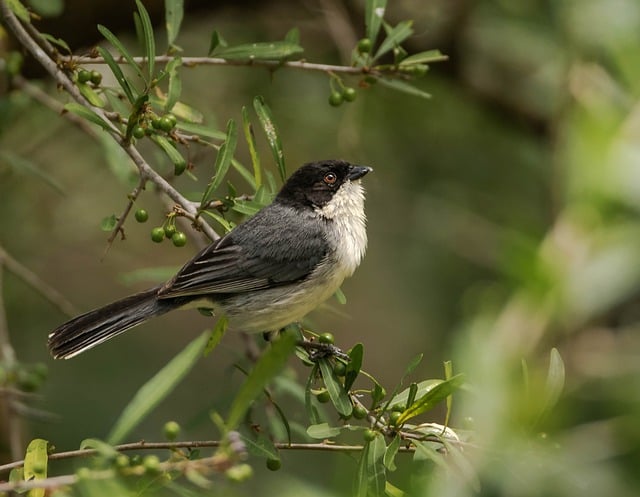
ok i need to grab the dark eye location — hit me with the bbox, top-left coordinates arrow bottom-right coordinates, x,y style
323,172 -> 337,185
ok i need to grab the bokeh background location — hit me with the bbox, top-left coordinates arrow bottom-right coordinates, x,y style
2,0 -> 640,495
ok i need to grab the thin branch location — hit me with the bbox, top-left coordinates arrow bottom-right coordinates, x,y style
103,176 -> 147,256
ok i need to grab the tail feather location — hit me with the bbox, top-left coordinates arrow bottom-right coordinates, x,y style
48,286 -> 172,359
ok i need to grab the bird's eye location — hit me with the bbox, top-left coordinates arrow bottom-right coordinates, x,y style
323,172 -> 337,185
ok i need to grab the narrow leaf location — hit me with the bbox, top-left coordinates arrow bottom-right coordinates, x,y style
284,27 -> 300,44
80,438 -> 119,459
96,46 -> 136,103
240,432 -> 279,459
97,24 -> 145,82
107,331 -> 209,444
318,358 -> 352,417
64,102 -> 112,131
444,360 -> 453,427
40,32 -> 70,53
208,30 -> 226,56
7,0 -> 30,22
399,49 -> 447,66
100,214 -> 117,232
344,343 -> 363,391
204,316 -> 228,356
165,57 -> 182,112
177,121 -> 225,139
366,433 -> 387,496
306,422 -> 343,439
150,135 -> 187,172
542,348 -> 565,414
200,119 -> 238,207
376,77 -> 432,99
226,331 -> 297,430
165,0 -> 184,47
242,106 -> 261,188
77,82 -> 105,108
216,41 -> 303,62
304,363 -> 322,425
365,0 -> 387,42
24,439 -> 48,497
374,20 -> 414,60
396,374 -> 465,425
135,0 -> 156,80
253,96 -> 286,181
384,434 -> 400,472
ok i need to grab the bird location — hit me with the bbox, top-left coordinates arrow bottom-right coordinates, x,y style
48,160 -> 372,359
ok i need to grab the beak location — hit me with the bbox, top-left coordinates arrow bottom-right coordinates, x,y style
348,165 -> 373,181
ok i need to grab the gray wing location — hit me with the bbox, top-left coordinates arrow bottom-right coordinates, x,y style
158,204 -> 328,298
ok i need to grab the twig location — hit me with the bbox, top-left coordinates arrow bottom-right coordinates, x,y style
103,176 -> 147,256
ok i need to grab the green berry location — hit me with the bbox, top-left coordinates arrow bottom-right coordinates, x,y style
333,361 -> 346,376
77,69 -> 91,84
352,404 -> 368,420
411,64 -> 428,77
151,227 -> 165,243
389,411 -> 402,426
316,389 -> 330,403
17,371 -> 40,392
165,113 -> 177,127
172,231 -> 187,247
343,87 -> 357,102
143,455 -> 160,474
318,332 -> 335,345
391,403 -> 405,412
134,208 -> 148,223
363,429 -> 377,442
357,38 -> 372,54
163,224 -> 177,238
132,126 -> 146,139
115,454 -> 130,468
163,421 -> 181,440
151,117 -> 162,129
159,116 -> 175,132
226,463 -> 253,482
76,467 -> 91,480
328,91 -> 343,107
266,458 -> 281,471
90,70 -> 102,85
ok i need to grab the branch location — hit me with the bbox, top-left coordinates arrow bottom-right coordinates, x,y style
0,1 -> 219,242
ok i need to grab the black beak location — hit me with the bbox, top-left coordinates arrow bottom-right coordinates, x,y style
348,165 -> 373,181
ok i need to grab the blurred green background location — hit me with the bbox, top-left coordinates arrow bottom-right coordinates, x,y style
2,0 -> 640,495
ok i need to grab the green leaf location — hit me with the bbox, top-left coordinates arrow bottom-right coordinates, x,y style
77,82 -> 105,108
165,57 -> 182,112
40,32 -> 70,53
412,440 -> 448,470
135,0 -> 156,80
396,374 -> 465,425
542,348 -> 565,414
388,380 -> 439,410
165,0 -> 184,48
177,121 -> 225,139
306,422 -> 342,439
150,135 -> 187,172
253,96 -> 286,182
334,287 -> 347,305
231,199 -> 261,216
226,331 -> 297,431
208,30 -> 227,56
318,358 -> 352,417
6,0 -> 30,23
80,438 -> 119,459
365,0 -> 387,42
384,434 -> 400,472
344,343 -> 363,391
97,24 -> 145,82
304,363 -> 322,425
97,132 -> 136,184
242,106 -> 261,188
0,150 -> 64,193
24,439 -> 48,497
100,214 -> 117,232
444,361 -> 453,427
64,102 -> 112,132
240,431 -> 279,459
284,27 -> 300,44
216,41 -> 303,62
399,49 -> 447,66
376,77 -> 431,99
355,434 -> 386,497
107,331 -> 209,444
374,20 -> 414,60
204,316 -> 228,356
96,46 -> 136,103
200,119 -> 238,207
200,210 -> 233,233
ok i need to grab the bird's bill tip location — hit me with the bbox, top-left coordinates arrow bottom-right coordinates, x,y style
348,165 -> 373,180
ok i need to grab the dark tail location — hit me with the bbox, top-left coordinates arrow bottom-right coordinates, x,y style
48,286 -> 174,359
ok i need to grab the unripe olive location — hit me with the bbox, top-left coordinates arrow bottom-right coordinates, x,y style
159,116 -> 175,132
90,70 -> 102,85
165,113 -> 177,127
363,429 -> 377,442
132,126 -> 146,139
389,411 -> 402,426
357,38 -> 372,54
172,231 -> 187,247
143,455 -> 161,474
342,87 -> 357,102
151,227 -> 165,243
77,69 -> 91,84
352,404 -> 368,419
328,91 -> 343,107
163,224 -> 177,238
226,463 -> 253,482
163,420 -> 181,440
316,389 -> 330,403
266,458 -> 281,471
333,361 -> 346,376
134,208 -> 148,223
318,332 -> 334,345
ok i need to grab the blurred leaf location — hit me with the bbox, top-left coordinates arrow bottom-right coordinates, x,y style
284,27 -> 300,44
253,96 -> 286,182
216,41 -> 303,62
97,133 -> 136,184
107,331 -> 209,444
242,106 -> 261,188
9,467 -> 24,485
355,433 -> 386,497
24,438 -> 48,497
385,481 -> 406,497
204,315 -> 227,357
374,20 -> 413,60
119,266 -> 177,285
201,119 -> 238,208
307,422 -> 342,439
318,358 -> 353,417
376,77 -> 431,99
165,0 -> 184,48
165,57 -> 182,112
365,0 -> 387,42
444,360 -> 453,427
150,135 -> 187,172
397,374 -> 465,425
226,331 -> 297,431
344,343 -> 363,391
201,210 -> 233,233
135,0 -> 155,80
80,438 -> 119,459
6,0 -> 30,23
399,49 -> 447,66
412,440 -> 448,470
40,33 -> 70,53
100,214 -> 117,232
97,46 -> 136,104
240,431 -> 279,459
208,30 -> 227,56
372,379 -> 386,406
541,348 -> 565,415
231,199 -> 261,216
97,24 -> 145,82
334,287 -> 347,304
0,150 -> 64,193
64,102 -> 112,131
384,434 -> 400,472
77,82 -> 105,108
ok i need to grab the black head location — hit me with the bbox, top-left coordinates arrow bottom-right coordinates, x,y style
276,160 -> 372,209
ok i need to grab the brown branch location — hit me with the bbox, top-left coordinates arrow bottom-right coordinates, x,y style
103,176 -> 147,256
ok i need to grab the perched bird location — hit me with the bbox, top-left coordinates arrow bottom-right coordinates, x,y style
48,160 -> 372,359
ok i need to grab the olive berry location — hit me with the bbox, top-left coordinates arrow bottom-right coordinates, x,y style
172,231 -> 187,247
266,458 -> 281,471
151,227 -> 165,243
328,91 -> 343,107
357,38 -> 372,54
318,332 -> 335,345
163,420 -> 181,440
134,208 -> 148,223
343,87 -> 357,102
316,389 -> 331,403
90,70 -> 103,85
77,69 -> 91,84
352,404 -> 368,419
132,126 -> 146,139
363,429 -> 377,442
